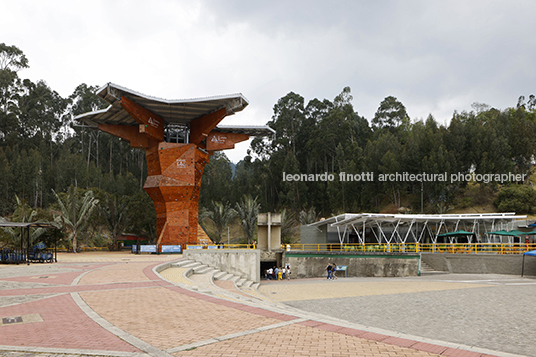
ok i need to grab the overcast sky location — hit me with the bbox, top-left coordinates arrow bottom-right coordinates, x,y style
3,0 -> 536,162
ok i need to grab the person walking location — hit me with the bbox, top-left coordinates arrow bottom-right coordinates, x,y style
325,263 -> 332,280
332,263 -> 337,279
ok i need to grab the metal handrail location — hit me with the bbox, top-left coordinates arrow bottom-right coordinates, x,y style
280,243 -> 536,255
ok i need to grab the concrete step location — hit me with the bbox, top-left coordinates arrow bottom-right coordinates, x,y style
420,261 -> 446,274
182,262 -> 202,269
236,278 -> 247,287
220,273 -> 235,281
252,283 -> 260,289
173,260 -> 195,267
228,275 -> 240,283
193,265 -> 211,274
242,281 -> 253,288
213,271 -> 227,280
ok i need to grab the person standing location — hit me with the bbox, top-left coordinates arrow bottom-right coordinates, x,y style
286,264 -> 291,280
325,263 -> 332,280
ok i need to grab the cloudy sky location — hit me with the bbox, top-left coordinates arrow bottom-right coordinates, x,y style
3,0 -> 536,162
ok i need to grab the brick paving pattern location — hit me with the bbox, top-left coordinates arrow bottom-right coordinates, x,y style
0,251 -> 512,357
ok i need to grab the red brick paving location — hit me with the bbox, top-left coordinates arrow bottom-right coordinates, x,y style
412,342 -> 449,354
0,294 -> 140,352
442,349 -> 486,357
0,271 -> 88,285
0,280 -> 160,297
0,254 -> 502,357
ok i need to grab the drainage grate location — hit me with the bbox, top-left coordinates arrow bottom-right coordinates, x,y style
0,314 -> 43,326
2,316 -> 23,324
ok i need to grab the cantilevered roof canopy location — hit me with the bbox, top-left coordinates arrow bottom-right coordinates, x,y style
214,125 -> 275,136
0,221 -> 58,228
315,212 -> 527,228
74,83 -> 273,136
76,82 -> 248,126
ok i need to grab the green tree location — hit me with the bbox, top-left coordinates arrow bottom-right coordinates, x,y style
0,43 -> 28,146
299,207 -> 320,225
200,201 -> 237,244
199,152 -> 233,208
0,195 -> 48,246
280,209 -> 298,244
494,185 -> 536,214
98,192 -> 129,248
372,96 -> 410,132
52,186 -> 100,252
235,195 -> 260,245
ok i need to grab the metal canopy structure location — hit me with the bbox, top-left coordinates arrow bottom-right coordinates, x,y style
0,221 -> 58,264
76,83 -> 248,126
310,212 -> 527,245
0,222 -> 58,229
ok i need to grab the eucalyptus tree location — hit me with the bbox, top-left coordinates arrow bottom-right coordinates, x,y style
0,43 -> 28,146
235,195 -> 261,245
199,152 -> 233,208
52,186 -> 99,252
200,201 -> 236,244
99,192 -> 129,248
371,96 -> 410,134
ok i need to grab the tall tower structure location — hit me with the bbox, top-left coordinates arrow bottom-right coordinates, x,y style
76,83 -> 273,248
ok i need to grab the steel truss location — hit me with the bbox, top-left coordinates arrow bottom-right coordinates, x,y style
310,213 -> 527,245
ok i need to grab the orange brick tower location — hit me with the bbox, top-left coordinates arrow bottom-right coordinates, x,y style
76,83 -> 273,248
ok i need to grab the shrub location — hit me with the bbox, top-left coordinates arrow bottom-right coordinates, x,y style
494,185 -> 536,214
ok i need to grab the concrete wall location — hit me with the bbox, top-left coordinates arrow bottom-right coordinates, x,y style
183,249 -> 260,282
284,251 -> 420,278
258,226 -> 282,250
421,253 -> 536,276
300,225 -> 327,244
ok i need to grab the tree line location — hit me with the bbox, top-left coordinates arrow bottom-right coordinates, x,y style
203,88 -> 536,218
1,42 -> 535,249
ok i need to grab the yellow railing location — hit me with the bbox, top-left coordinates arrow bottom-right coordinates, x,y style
281,243 -> 536,255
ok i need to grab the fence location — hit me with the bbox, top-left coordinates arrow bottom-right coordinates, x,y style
282,243 -> 536,255
0,248 -> 26,264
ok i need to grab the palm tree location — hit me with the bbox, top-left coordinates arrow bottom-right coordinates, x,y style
299,207 -> 320,225
200,201 -> 237,244
280,209 -> 299,244
235,195 -> 261,245
52,186 -> 99,252
0,195 -> 48,246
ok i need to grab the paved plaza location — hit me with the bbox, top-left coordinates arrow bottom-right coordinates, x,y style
0,251 -> 530,357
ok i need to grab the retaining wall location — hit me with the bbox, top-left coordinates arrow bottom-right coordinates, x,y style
283,251 -> 420,278
422,253 -> 536,276
183,249 -> 260,283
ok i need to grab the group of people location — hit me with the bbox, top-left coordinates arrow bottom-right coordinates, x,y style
325,262 -> 338,280
265,264 -> 291,280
